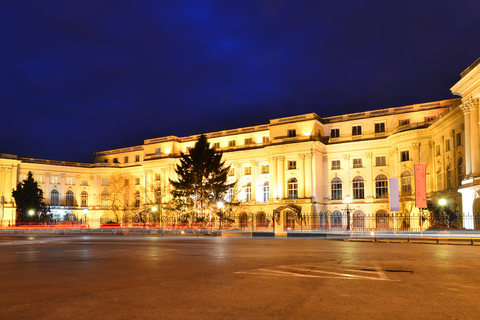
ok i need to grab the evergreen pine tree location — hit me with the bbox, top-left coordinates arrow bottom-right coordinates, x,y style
12,171 -> 50,223
170,134 -> 235,220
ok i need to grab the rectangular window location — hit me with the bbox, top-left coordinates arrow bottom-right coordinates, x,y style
155,173 -> 161,181
401,150 -> 410,162
353,158 -> 363,168
331,160 -> 341,170
51,176 -> 59,184
244,167 -> 251,175
102,178 -> 109,186
262,136 -> 270,143
81,179 -> 88,186
244,138 -> 253,145
124,156 -> 129,163
375,156 -> 386,167
352,126 -> 362,136
66,177 -> 74,185
288,129 -> 296,137
155,148 -> 161,155
135,155 -> 140,162
261,165 -> 269,174
36,175 -> 44,184
124,179 -> 130,186
399,119 -> 410,126
288,161 -> 297,170
228,168 -> 235,177
375,123 -> 385,133
445,139 -> 451,152
456,133 -> 462,147
436,145 -> 440,156
113,158 -> 119,163
104,159 -> 108,163
228,140 -> 236,147
425,116 -> 436,122
213,142 -> 220,149
135,178 -> 140,185
330,129 -> 340,138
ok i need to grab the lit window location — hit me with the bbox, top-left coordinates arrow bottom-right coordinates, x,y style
261,165 -> 269,174
353,158 -> 363,168
50,189 -> 59,206
331,177 -> 342,200
458,157 -> 464,183
155,173 -> 161,181
244,167 -> 251,175
134,191 -> 141,207
135,178 -> 140,185
425,116 -> 436,122
288,129 -> 297,137
81,191 -> 88,207
66,177 -> 74,185
288,178 -> 298,199
226,188 -> 234,202
288,161 -> 297,170
228,168 -> 235,177
213,142 -> 220,149
353,176 -> 364,199
228,140 -> 236,147
400,150 -> 410,162
375,123 -> 385,133
36,175 -> 44,184
352,126 -> 362,136
375,156 -> 386,167
375,174 -> 388,198
399,119 -> 410,126
51,176 -> 59,184
124,156 -> 129,163
244,138 -> 253,145
66,190 -> 75,206
401,171 -> 411,195
330,129 -> 340,138
245,183 -> 252,202
102,178 -> 109,186
155,148 -> 161,155
81,179 -> 88,186
262,136 -> 270,143
331,160 -> 341,170
135,155 -> 140,162
436,170 -> 443,191
263,181 -> 269,201
447,166 -> 452,189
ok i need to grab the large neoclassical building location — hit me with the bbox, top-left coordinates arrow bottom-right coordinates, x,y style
1,58 -> 480,229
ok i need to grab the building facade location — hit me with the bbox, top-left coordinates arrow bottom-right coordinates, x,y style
1,58 -> 480,229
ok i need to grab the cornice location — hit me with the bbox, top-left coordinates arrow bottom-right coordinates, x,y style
451,59 -> 480,97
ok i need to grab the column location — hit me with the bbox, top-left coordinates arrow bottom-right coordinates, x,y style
469,101 -> 480,176
269,157 -> 277,200
298,154 -> 305,199
462,106 -> 472,176
304,153 -> 313,199
250,160 -> 257,201
277,156 -> 284,199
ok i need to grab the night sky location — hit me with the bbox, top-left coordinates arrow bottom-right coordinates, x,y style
2,1 -> 480,163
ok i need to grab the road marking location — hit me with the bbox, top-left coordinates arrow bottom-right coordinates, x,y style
108,249 -> 132,252
15,251 -> 40,254
65,250 -> 89,252
237,263 -> 398,281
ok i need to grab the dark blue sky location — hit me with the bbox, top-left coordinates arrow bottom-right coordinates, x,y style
2,1 -> 480,163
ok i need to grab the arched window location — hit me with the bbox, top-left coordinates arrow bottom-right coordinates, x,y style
50,189 -> 59,206
376,210 -> 389,230
401,171 -> 412,195
331,210 -> 342,229
81,191 -> 88,207
256,212 -> 266,228
288,178 -> 298,199
134,190 -> 140,207
375,174 -> 388,198
245,182 -> 252,202
331,177 -> 342,200
66,190 -> 75,206
353,210 -> 364,229
263,181 -> 269,201
101,190 -> 109,207
352,176 -> 364,199
458,157 -> 464,184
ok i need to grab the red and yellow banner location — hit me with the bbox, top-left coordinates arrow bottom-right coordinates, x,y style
415,164 -> 427,208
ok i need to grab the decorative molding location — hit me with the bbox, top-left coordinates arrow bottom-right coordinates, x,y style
322,156 -> 328,162
428,141 -> 434,149
343,154 -> 350,160
365,152 -> 373,158
412,143 -> 421,150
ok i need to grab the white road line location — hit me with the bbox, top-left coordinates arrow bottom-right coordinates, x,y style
279,266 -> 394,281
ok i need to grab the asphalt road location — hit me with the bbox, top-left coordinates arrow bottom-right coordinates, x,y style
1,236 -> 480,320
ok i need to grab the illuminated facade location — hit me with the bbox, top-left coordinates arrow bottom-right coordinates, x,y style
1,58 -> 479,229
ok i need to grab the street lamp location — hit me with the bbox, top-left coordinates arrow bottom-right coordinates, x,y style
344,195 -> 352,231
83,208 -> 89,227
151,206 -> 158,225
28,210 -> 34,216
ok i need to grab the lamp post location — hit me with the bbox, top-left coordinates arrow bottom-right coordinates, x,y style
217,201 -> 224,229
151,206 -> 157,226
439,198 -> 447,228
344,195 -> 352,231
83,208 -> 89,227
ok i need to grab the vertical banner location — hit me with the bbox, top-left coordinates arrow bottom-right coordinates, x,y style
415,164 -> 427,208
1,195 -> 4,218
389,178 -> 399,211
